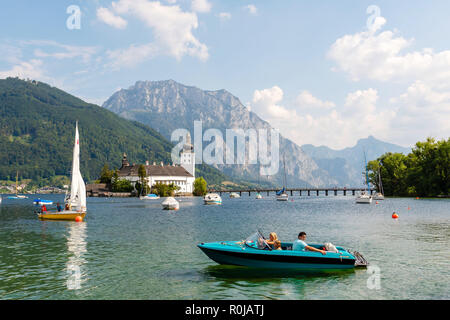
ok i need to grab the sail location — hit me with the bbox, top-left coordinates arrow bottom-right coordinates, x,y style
69,122 -> 87,212
276,187 -> 285,195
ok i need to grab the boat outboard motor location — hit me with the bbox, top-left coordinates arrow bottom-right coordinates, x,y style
353,251 -> 369,268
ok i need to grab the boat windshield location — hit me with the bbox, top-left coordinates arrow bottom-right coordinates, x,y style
244,231 -> 272,250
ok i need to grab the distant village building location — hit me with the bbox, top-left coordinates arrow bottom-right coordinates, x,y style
118,133 -> 195,194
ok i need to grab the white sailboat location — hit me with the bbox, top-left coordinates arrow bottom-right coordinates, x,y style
38,122 -> 87,221
8,171 -> 28,199
356,152 -> 372,204
356,191 -> 372,204
256,163 -> 263,199
276,155 -> 289,201
373,167 -> 385,200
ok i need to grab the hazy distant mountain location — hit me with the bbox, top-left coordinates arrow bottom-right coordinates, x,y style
302,136 -> 411,186
103,80 -> 337,187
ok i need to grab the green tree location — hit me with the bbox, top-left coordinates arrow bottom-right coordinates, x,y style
193,177 -> 207,196
112,178 -> 133,192
111,169 -> 119,190
368,152 -> 409,196
408,138 -> 450,196
99,164 -> 113,184
368,137 -> 450,197
137,164 -> 148,195
152,182 -> 180,197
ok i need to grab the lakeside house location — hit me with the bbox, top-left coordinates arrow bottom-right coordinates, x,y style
118,133 -> 195,195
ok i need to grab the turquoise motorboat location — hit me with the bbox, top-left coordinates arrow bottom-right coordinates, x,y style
198,231 -> 368,270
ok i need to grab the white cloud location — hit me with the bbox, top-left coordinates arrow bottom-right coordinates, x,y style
218,12 -> 231,21
191,0 -> 212,13
296,90 -> 335,114
328,15 -> 450,85
97,7 -> 128,29
326,14 -> 450,145
388,81 -> 450,144
249,86 -> 398,149
31,42 -> 98,63
106,43 -> 159,69
99,0 -> 209,66
250,86 -> 291,120
0,59 -> 44,80
244,4 -> 257,15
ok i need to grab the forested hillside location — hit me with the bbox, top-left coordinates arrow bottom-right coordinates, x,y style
0,78 -> 227,185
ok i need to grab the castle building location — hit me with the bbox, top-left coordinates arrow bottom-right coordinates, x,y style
118,133 -> 195,194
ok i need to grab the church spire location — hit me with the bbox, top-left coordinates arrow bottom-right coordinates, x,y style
121,152 -> 130,169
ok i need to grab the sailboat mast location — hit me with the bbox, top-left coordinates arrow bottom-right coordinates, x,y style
283,154 -> 287,189
364,152 -> 370,193
15,171 -> 18,195
378,166 -> 384,194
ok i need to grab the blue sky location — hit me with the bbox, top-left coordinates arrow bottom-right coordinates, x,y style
1,0 -> 449,148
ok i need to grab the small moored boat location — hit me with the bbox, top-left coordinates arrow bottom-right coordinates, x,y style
255,193 -> 263,199
33,199 -> 53,206
276,190 -> 289,201
229,192 -> 240,198
372,192 -> 384,200
198,231 -> 368,270
356,152 -> 373,204
276,155 -> 289,201
204,193 -> 222,205
140,193 -> 160,200
8,172 -> 28,199
356,191 -> 372,204
161,197 -> 179,210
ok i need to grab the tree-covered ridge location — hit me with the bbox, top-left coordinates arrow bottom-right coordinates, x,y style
0,77 -> 227,186
368,138 -> 449,197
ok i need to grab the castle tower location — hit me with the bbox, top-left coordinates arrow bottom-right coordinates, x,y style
120,153 -> 130,169
180,132 -> 195,177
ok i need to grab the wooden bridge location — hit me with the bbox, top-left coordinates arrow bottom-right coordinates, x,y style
207,187 -> 375,197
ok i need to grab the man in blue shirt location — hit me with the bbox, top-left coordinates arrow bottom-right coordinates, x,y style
293,232 -> 326,255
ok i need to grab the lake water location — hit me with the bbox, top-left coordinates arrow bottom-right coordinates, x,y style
0,194 -> 448,300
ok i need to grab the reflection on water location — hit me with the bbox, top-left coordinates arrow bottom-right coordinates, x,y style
200,265 -> 356,280
65,222 -> 87,290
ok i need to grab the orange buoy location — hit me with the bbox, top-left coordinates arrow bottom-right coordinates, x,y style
376,201 -> 379,204
407,206 -> 411,210
392,212 -> 399,219
416,197 -> 419,200
75,216 -> 83,222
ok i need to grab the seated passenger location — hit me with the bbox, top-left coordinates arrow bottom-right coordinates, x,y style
293,232 -> 326,255
273,240 -> 282,250
56,202 -> 62,212
266,232 -> 279,248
